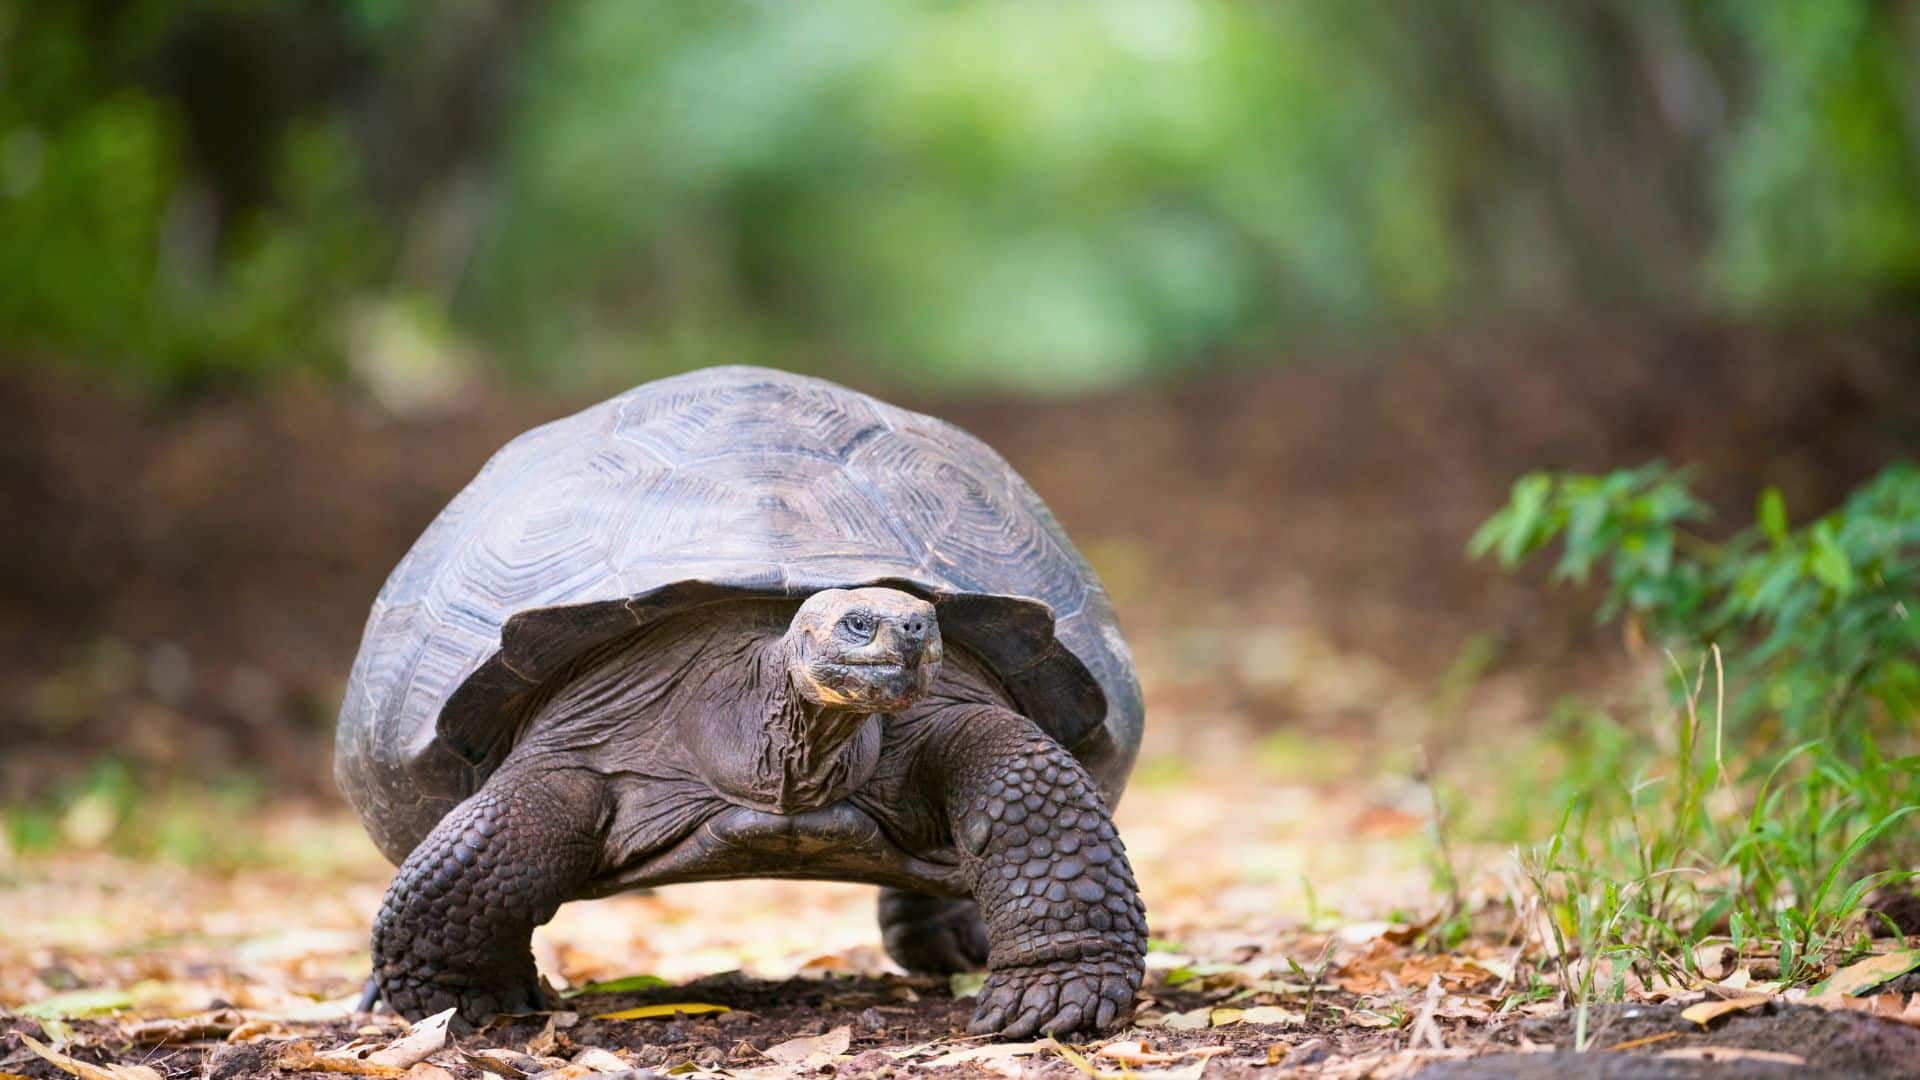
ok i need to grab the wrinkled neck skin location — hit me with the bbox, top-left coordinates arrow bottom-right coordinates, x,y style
509,601 -> 885,816
682,629 -> 884,815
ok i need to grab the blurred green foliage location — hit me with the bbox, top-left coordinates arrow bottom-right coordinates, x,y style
0,2 -> 389,384
3,1 -> 1918,392
1,756 -> 379,872
1472,463 -> 1920,747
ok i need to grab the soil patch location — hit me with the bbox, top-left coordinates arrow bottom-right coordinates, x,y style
0,972 -> 1408,1080
1417,1000 -> 1920,1078
13,990 -> 1918,1079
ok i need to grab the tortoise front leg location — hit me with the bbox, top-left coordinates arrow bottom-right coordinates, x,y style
372,766 -> 605,1025
934,707 -> 1146,1038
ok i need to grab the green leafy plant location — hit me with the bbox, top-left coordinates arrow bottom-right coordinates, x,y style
1473,462 -> 1920,1015
1472,462 -> 1919,748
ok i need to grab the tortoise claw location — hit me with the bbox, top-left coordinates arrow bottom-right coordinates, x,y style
967,960 -> 1131,1038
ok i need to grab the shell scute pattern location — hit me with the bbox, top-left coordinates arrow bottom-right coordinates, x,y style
848,427 -> 1088,623
611,370 -> 891,468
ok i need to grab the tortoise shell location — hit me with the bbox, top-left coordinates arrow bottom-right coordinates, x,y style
334,366 -> 1142,864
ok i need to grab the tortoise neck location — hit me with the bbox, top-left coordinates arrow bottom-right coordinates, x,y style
738,636 -> 882,813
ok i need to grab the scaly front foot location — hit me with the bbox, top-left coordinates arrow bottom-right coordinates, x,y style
371,768 -> 602,1027
968,942 -> 1139,1037
935,707 -> 1147,1038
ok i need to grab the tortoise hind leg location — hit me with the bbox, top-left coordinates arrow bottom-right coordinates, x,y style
878,888 -> 987,973
372,766 -> 606,1026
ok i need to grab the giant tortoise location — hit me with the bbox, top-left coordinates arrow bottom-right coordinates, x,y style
335,365 -> 1146,1038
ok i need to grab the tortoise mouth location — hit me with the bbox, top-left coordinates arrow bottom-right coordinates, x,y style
801,653 -> 937,711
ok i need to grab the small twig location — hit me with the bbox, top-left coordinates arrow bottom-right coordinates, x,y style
1710,642 -> 1726,791
1408,976 -> 1447,1051
1421,743 -> 1465,922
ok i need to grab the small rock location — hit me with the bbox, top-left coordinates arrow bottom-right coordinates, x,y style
842,1049 -> 893,1077
1868,887 -> 1920,937
571,1047 -> 631,1072
1694,943 -> 1736,981
1280,1038 -> 1329,1067
202,1040 -> 271,1080
855,1007 -> 887,1033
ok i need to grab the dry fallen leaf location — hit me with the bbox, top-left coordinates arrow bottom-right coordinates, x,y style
590,1002 -> 730,1020
1462,956 -> 1515,984
518,1015 -> 557,1058
523,1064 -> 596,1080
1093,1040 -> 1180,1066
1693,943 -> 1736,982
1805,990 -> 1920,1027
1345,1010 -> 1396,1029
1208,1005 -> 1302,1027
762,1025 -> 851,1067
461,1048 -> 539,1078
226,1019 -> 292,1043
562,974 -> 669,997
124,1009 -> 246,1044
36,1018 -> 74,1045
1809,949 -> 1920,999
19,1034 -> 162,1080
277,1042 -> 408,1077
1043,1038 -> 1110,1080
1149,1007 -> 1212,1030
366,1008 -> 455,1069
919,1041 -> 1048,1070
408,1065 -> 457,1080
1679,993 -> 1771,1027
1093,1041 -> 1230,1066
1715,967 -> 1753,991
569,1047 -> 632,1072
1240,1005 -> 1306,1025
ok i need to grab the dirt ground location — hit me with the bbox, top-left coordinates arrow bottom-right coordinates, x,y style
4,320 -> 1920,1076
7,744 -> 1916,1078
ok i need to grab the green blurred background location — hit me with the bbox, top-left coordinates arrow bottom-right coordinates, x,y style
5,0 -> 1920,857
7,0 -> 1919,396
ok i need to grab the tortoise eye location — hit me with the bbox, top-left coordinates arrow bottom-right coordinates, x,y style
836,612 -> 877,643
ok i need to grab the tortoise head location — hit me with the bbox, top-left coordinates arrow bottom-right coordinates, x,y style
786,587 -> 942,713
